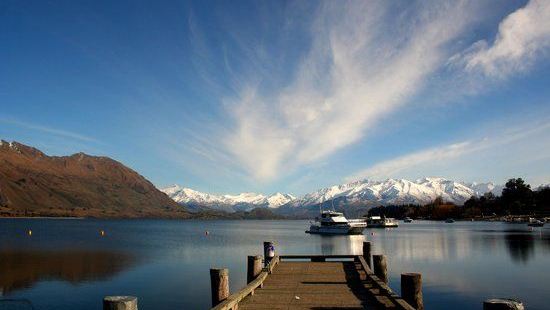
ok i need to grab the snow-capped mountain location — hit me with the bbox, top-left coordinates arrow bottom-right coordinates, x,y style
290,177 -> 491,207
161,185 -> 295,212
465,182 -> 503,197
162,178 -> 503,213
161,178 -> 503,212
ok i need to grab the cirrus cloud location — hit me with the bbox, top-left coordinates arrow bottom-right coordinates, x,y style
224,1 -> 478,181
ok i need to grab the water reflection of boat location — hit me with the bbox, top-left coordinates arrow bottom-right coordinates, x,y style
366,216 -> 398,228
527,218 -> 545,227
306,211 -> 367,235
404,217 -> 413,223
445,218 -> 455,223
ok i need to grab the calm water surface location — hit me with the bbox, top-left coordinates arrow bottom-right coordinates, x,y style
0,219 -> 548,309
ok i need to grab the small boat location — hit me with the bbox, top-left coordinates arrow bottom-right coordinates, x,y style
404,217 -> 413,223
366,216 -> 398,228
527,218 -> 545,227
445,218 -> 455,223
306,211 -> 367,235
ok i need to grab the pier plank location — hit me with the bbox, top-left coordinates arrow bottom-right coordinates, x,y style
238,261 -> 381,310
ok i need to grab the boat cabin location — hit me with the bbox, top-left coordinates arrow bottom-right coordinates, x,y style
317,211 -> 348,226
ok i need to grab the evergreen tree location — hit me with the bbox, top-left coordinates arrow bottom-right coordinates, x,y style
501,178 -> 533,215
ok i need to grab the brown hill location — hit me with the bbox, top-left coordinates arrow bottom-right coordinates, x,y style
0,140 -> 190,218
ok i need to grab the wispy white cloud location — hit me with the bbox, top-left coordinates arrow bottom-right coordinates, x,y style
223,1 -> 478,182
346,118 -> 550,182
0,117 -> 98,143
452,0 -> 550,77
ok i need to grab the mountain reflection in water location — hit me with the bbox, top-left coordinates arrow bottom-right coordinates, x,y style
0,250 -> 136,294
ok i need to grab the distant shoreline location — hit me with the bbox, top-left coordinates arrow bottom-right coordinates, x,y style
0,216 -> 86,219
0,216 -> 537,223
0,215 -> 294,220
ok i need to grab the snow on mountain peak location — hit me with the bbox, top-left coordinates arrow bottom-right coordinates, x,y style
293,177 -> 501,207
161,178 -> 505,213
161,186 -> 297,211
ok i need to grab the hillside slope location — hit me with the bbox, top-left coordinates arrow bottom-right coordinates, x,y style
0,141 -> 189,218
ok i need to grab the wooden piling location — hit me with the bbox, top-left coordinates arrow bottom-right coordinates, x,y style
373,254 -> 388,284
210,268 -> 229,307
263,241 -> 274,267
401,273 -> 423,310
483,298 -> 524,310
247,255 -> 263,284
103,296 -> 138,310
362,241 -> 372,268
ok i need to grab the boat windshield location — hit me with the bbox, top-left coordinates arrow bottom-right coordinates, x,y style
321,212 -> 343,218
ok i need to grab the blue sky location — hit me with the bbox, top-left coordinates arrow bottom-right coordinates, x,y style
1,0 -> 549,195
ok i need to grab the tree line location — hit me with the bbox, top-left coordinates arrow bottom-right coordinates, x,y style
367,178 -> 550,220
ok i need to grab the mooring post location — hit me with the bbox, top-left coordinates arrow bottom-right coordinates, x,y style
401,273 -> 423,310
483,298 -> 524,310
210,268 -> 229,307
373,254 -> 388,284
263,241 -> 275,267
247,255 -> 263,283
362,241 -> 372,268
103,296 -> 138,310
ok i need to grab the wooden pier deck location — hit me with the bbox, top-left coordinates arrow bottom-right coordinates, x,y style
239,260 -> 375,309
211,255 -> 416,310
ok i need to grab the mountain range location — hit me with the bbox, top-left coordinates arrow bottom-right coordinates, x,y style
161,185 -> 296,212
162,177 -> 503,213
0,140 -> 510,219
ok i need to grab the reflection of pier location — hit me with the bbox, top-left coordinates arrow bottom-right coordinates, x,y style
0,250 -> 136,294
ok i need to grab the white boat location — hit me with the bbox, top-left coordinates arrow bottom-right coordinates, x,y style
366,216 -> 398,228
306,211 -> 367,235
527,218 -> 545,227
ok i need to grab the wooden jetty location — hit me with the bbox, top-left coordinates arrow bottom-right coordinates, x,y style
100,241 -> 523,310
210,242 -> 421,310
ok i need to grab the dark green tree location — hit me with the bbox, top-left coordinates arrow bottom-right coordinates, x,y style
501,178 -> 533,215
534,186 -> 550,214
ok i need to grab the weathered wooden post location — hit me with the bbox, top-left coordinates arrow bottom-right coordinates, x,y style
401,273 -> 423,310
247,255 -> 263,283
483,298 -> 524,310
362,241 -> 372,268
263,241 -> 275,267
373,254 -> 388,284
210,268 -> 229,307
103,296 -> 138,310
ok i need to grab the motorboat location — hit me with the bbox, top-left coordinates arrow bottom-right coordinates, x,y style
445,218 -> 455,223
403,217 -> 413,223
527,218 -> 545,227
306,211 -> 367,235
366,216 -> 398,228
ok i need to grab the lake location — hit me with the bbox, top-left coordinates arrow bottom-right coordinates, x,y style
0,219 -> 548,309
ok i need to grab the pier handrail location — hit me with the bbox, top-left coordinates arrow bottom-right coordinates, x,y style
280,254 -> 357,260
211,256 -> 280,310
357,255 -> 415,310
